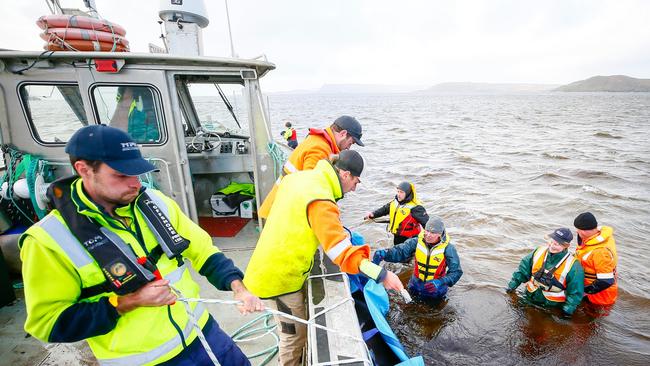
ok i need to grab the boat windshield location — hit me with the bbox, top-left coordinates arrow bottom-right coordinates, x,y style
185,82 -> 249,136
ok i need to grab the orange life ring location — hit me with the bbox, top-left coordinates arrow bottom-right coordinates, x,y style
40,28 -> 129,47
45,39 -> 129,52
37,15 -> 126,37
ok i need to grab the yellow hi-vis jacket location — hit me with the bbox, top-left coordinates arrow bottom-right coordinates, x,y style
245,160 -> 377,298
526,246 -> 576,302
20,179 -> 219,365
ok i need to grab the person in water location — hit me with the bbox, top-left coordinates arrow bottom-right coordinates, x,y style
573,212 -> 618,307
506,228 -> 584,316
373,216 -> 462,301
364,181 -> 429,245
281,121 -> 298,149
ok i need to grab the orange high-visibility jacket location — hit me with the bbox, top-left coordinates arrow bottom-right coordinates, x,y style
575,226 -> 618,305
258,127 -> 339,218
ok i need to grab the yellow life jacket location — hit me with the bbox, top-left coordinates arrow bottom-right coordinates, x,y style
414,231 -> 449,281
388,182 -> 423,236
526,246 -> 576,302
20,180 -> 208,365
244,160 -> 343,298
282,127 -> 296,140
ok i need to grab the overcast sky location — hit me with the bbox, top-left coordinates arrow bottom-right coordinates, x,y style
2,0 -> 650,91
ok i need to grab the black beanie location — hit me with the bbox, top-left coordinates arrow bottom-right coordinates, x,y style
574,212 -> 598,230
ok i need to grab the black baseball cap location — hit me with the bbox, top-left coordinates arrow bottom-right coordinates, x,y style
333,115 -> 364,146
335,150 -> 364,177
65,124 -> 156,176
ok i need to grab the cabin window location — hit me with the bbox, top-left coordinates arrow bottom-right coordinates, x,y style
185,82 -> 249,135
19,84 -> 87,143
92,85 -> 164,143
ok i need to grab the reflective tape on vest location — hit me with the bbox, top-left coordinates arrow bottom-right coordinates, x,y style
283,161 -> 298,174
429,248 -> 445,257
542,290 -> 566,300
166,262 -> 188,284
39,215 -> 93,268
596,272 -> 614,279
416,243 -> 428,256
97,302 -> 206,366
557,255 -> 575,284
326,237 -> 352,261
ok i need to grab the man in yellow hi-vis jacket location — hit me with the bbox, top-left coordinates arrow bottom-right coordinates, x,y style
20,125 -> 262,365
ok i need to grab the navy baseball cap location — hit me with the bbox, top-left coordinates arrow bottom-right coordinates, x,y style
547,228 -> 573,245
333,115 -> 364,146
65,125 -> 156,176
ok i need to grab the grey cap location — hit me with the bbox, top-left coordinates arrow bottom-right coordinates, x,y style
333,115 -> 364,146
335,150 -> 364,177
425,216 -> 445,234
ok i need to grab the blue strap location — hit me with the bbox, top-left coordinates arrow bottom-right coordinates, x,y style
362,328 -> 379,342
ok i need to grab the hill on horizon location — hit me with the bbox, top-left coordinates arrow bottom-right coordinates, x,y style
556,75 -> 650,92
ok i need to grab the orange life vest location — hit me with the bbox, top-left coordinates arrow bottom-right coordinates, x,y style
525,246 -> 576,302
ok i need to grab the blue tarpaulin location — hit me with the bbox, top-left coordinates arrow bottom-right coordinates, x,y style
350,275 -> 424,366
348,230 -> 423,365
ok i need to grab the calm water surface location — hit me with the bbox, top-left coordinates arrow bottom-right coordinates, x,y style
268,92 -> 650,365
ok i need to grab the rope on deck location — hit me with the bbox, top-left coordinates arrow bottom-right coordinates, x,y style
171,277 -> 373,366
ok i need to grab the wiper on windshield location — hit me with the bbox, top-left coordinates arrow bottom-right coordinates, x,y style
213,83 -> 241,129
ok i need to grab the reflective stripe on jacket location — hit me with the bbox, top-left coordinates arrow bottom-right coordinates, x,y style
575,226 -> 618,305
525,246 -> 576,302
414,231 -> 449,281
20,179 -> 216,365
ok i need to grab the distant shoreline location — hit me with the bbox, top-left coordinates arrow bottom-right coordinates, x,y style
270,75 -> 650,94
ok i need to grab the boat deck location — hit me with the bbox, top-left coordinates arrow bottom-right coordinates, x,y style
0,221 -> 279,365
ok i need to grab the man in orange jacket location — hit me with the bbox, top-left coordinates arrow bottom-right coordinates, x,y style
259,115 -> 364,218
573,212 -> 618,307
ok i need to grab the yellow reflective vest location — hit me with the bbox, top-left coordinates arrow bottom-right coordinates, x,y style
526,246 -> 576,302
20,178 -> 217,365
414,231 -> 450,281
244,160 -> 343,298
